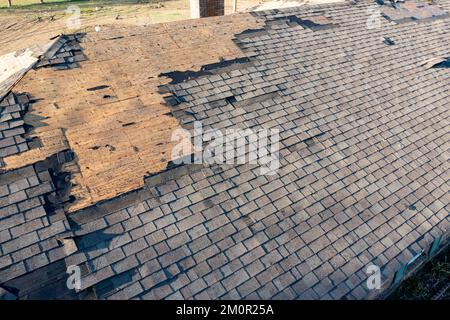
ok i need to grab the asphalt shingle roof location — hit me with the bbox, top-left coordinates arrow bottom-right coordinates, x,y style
0,93 -> 32,162
0,0 -> 449,300
0,151 -> 74,288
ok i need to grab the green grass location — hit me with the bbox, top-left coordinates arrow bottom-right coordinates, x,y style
389,245 -> 450,300
0,0 -> 160,10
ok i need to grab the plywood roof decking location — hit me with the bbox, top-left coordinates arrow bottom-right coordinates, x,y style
3,13 -> 264,212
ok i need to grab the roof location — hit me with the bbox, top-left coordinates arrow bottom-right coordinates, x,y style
1,13 -> 263,212
0,0 -> 449,300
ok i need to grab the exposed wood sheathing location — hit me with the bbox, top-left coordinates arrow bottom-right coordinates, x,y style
3,14 -> 263,212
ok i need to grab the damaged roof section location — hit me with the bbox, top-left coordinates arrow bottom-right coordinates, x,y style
160,57 -> 254,85
0,34 -> 87,167
2,14 -> 264,212
35,34 -> 87,71
0,93 -> 33,165
381,0 -> 449,23
286,15 -> 338,29
0,151 -> 75,286
135,0 -> 449,300
0,40 -> 57,101
420,56 -> 450,68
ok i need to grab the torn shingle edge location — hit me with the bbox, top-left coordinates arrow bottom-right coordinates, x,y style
0,150 -> 75,292
159,57 -> 253,85
0,92 -> 35,165
34,33 -> 87,71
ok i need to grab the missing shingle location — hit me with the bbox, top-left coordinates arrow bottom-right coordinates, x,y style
381,1 -> 449,23
201,57 -> 251,73
160,69 -> 210,84
383,37 -> 396,45
303,132 -> 326,147
267,17 -> 290,28
235,28 -> 269,40
226,90 -> 281,108
121,122 -> 136,127
286,15 -> 337,30
303,137 -> 315,147
144,161 -> 203,189
226,96 -> 237,104
160,57 -> 252,85
432,58 -> 450,68
104,36 -> 125,41
57,238 -> 78,256
87,85 -> 110,91
420,56 -> 450,69
35,33 -> 87,70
